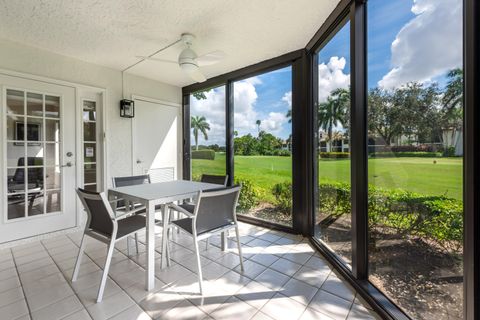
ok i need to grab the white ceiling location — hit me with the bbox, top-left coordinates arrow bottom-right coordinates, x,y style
0,0 -> 339,87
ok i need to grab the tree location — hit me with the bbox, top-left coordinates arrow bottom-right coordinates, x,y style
191,116 -> 210,150
286,109 -> 292,123
441,69 -> 463,146
192,89 -> 211,100
256,120 -> 262,135
257,131 -> 283,155
318,88 -> 350,150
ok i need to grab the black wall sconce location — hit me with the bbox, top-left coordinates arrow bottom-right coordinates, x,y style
120,99 -> 135,118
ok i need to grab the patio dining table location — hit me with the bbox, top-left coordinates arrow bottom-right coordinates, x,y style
108,180 -> 221,291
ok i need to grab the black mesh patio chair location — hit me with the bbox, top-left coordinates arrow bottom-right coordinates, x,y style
72,188 -> 149,302
166,185 -> 244,295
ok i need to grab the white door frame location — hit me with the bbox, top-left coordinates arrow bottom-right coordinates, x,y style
0,68 -> 108,237
130,95 -> 181,178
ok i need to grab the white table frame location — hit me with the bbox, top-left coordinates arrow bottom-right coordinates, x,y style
109,180 -> 221,291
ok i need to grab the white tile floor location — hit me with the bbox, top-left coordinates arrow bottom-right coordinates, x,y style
0,222 -> 379,320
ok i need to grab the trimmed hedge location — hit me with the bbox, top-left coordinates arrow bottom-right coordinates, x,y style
191,149 -> 215,160
369,151 -> 442,158
273,181 -> 463,253
320,152 -> 350,159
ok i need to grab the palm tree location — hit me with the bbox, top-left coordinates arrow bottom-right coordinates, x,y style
256,120 -> 262,135
191,116 -> 210,150
286,109 -> 292,123
318,88 -> 349,151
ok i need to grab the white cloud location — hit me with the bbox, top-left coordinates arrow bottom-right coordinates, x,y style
318,56 -> 350,102
190,87 -> 226,146
282,91 -> 292,108
260,112 -> 288,135
379,0 -> 462,89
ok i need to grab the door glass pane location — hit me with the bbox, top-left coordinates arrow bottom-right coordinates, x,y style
84,184 -> 97,192
83,122 -> 96,141
45,143 -> 60,166
45,167 -> 61,190
190,86 -> 226,180
7,114 -> 23,141
45,95 -> 60,118
46,190 -> 61,213
27,167 -> 44,191
27,93 -> 43,117
367,0 -> 463,318
8,194 -> 26,220
7,168 -> 25,194
6,89 -> 24,115
27,192 -> 44,216
84,143 -> 96,163
45,119 -> 60,142
314,20 -> 352,265
7,143 -> 25,167
84,164 -> 96,184
233,66 -> 293,227
26,117 -> 43,142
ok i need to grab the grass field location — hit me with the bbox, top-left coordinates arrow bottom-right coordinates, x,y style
192,153 -> 463,201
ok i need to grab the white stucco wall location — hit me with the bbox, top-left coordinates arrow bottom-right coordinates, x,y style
0,38 -> 182,182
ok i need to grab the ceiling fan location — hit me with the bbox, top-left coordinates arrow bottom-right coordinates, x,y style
135,33 -> 226,83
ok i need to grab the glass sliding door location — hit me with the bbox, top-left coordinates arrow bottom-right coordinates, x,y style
314,19 -> 352,266
189,86 -> 226,180
367,0 -> 464,318
233,66 -> 293,226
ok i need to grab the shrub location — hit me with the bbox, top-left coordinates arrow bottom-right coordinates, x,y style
443,146 -> 456,157
320,152 -> 350,159
272,149 -> 291,157
317,181 -> 463,253
369,151 -> 442,158
235,179 -> 258,211
371,145 -> 437,153
191,149 -> 215,160
272,182 -> 293,214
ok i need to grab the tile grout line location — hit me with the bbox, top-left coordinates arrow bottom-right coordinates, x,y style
39,238 -> 96,320
10,247 -> 34,320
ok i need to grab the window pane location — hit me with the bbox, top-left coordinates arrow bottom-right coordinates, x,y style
45,119 -> 60,142
8,193 -> 26,220
84,143 -> 96,163
45,167 -> 61,190
45,95 -> 60,118
84,163 -> 96,184
26,117 -> 42,141
7,142 -> 24,167
27,92 -> 43,117
190,86 -> 226,180
83,101 -> 96,121
367,0 -> 463,318
27,192 -> 44,216
83,122 -> 96,141
45,143 -> 60,166
6,114 -> 23,141
7,167 -> 25,194
314,20 -> 352,266
46,190 -> 61,213
233,66 -> 293,227
6,89 -> 24,115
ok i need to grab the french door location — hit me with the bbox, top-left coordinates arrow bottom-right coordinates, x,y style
0,74 -> 77,243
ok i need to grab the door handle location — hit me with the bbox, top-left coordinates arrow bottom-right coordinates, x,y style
136,160 -> 143,164
61,162 -> 73,168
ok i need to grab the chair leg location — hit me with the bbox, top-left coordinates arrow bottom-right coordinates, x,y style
97,238 -> 115,303
166,227 -> 172,267
134,233 -> 139,254
127,236 -> 131,256
193,235 -> 203,295
234,226 -> 244,272
72,233 -> 86,282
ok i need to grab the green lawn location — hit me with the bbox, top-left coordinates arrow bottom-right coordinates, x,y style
192,153 -> 463,201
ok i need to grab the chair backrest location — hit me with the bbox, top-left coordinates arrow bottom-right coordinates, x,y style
76,188 -> 115,237
200,174 -> 228,186
193,185 -> 241,235
12,157 -> 43,185
112,175 -> 151,209
112,174 -> 151,188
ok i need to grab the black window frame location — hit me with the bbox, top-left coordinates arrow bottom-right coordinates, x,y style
182,0 -> 480,318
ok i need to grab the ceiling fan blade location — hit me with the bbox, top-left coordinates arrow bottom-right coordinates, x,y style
196,50 -> 226,66
188,68 -> 207,83
135,56 -> 176,64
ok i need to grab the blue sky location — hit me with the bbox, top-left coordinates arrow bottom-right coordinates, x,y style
191,0 -> 463,146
